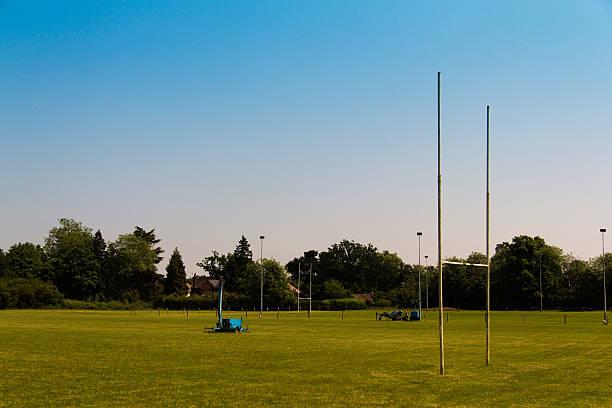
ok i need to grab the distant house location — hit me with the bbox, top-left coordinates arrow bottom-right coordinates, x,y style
288,283 -> 300,296
352,293 -> 374,303
189,277 -> 220,297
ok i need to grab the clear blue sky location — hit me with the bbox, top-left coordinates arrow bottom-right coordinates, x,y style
1,1 -> 611,275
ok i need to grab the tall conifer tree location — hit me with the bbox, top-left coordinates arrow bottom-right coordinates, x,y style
165,247 -> 187,295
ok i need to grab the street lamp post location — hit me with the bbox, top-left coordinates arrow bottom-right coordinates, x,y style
425,255 -> 429,311
417,232 -> 422,319
260,235 -> 265,318
601,228 -> 607,325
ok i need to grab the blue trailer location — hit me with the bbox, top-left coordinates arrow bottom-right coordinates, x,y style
205,275 -> 247,333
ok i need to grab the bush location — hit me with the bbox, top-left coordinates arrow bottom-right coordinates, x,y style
371,299 -> 392,308
0,278 -> 64,309
155,294 -> 217,310
297,299 -> 321,311
63,299 -> 138,310
321,298 -> 366,310
154,292 -> 261,311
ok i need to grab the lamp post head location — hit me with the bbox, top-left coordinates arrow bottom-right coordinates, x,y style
417,232 -> 422,236
260,235 -> 265,240
424,255 -> 428,259
601,229 -> 607,233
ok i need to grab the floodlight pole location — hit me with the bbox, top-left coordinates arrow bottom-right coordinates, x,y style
260,235 -> 265,319
425,255 -> 429,310
417,232 -> 422,319
486,105 -> 491,366
437,71 -> 444,375
602,228 -> 607,324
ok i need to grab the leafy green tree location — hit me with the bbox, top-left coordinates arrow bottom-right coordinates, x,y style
465,252 -> 488,309
134,227 -> 164,264
491,235 -> 563,310
92,230 -> 109,299
387,286 -> 417,308
0,277 -> 64,309
538,245 -> 565,306
44,219 -> 100,300
425,265 -> 440,308
165,248 -> 187,295
244,261 -> 263,307
371,251 -> 404,292
5,243 -> 49,281
93,230 -> 107,262
196,251 -> 227,279
262,259 -> 296,307
286,250 -> 321,302
562,256 -> 598,309
587,253 -> 612,310
286,250 -> 319,282
221,236 -> 254,292
318,240 -> 380,293
297,240 -> 406,295
243,259 -> 295,308
441,252 -> 487,309
0,249 -> 7,278
195,236 -> 254,296
106,233 -> 163,301
323,279 -> 347,299
288,241 -> 408,298
441,256 -> 468,309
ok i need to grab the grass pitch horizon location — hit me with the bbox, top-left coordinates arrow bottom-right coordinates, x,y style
1,309 -> 610,407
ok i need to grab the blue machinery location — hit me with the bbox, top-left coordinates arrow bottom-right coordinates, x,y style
376,310 -> 420,321
205,276 -> 247,333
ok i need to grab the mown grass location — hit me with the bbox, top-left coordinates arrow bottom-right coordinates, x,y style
1,309 -> 610,407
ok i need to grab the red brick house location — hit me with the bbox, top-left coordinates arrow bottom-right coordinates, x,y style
352,293 -> 374,303
188,276 -> 219,297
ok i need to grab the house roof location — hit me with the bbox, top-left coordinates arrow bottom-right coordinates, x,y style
206,279 -> 220,289
193,279 -> 219,289
352,293 -> 374,302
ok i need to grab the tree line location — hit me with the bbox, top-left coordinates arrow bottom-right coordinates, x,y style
0,219 -> 179,307
284,236 -> 610,311
0,218 -> 610,310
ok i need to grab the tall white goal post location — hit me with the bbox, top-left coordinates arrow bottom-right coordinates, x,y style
297,262 -> 312,315
437,72 -> 491,374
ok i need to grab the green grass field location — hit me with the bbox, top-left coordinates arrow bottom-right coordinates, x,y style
1,309 -> 610,407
